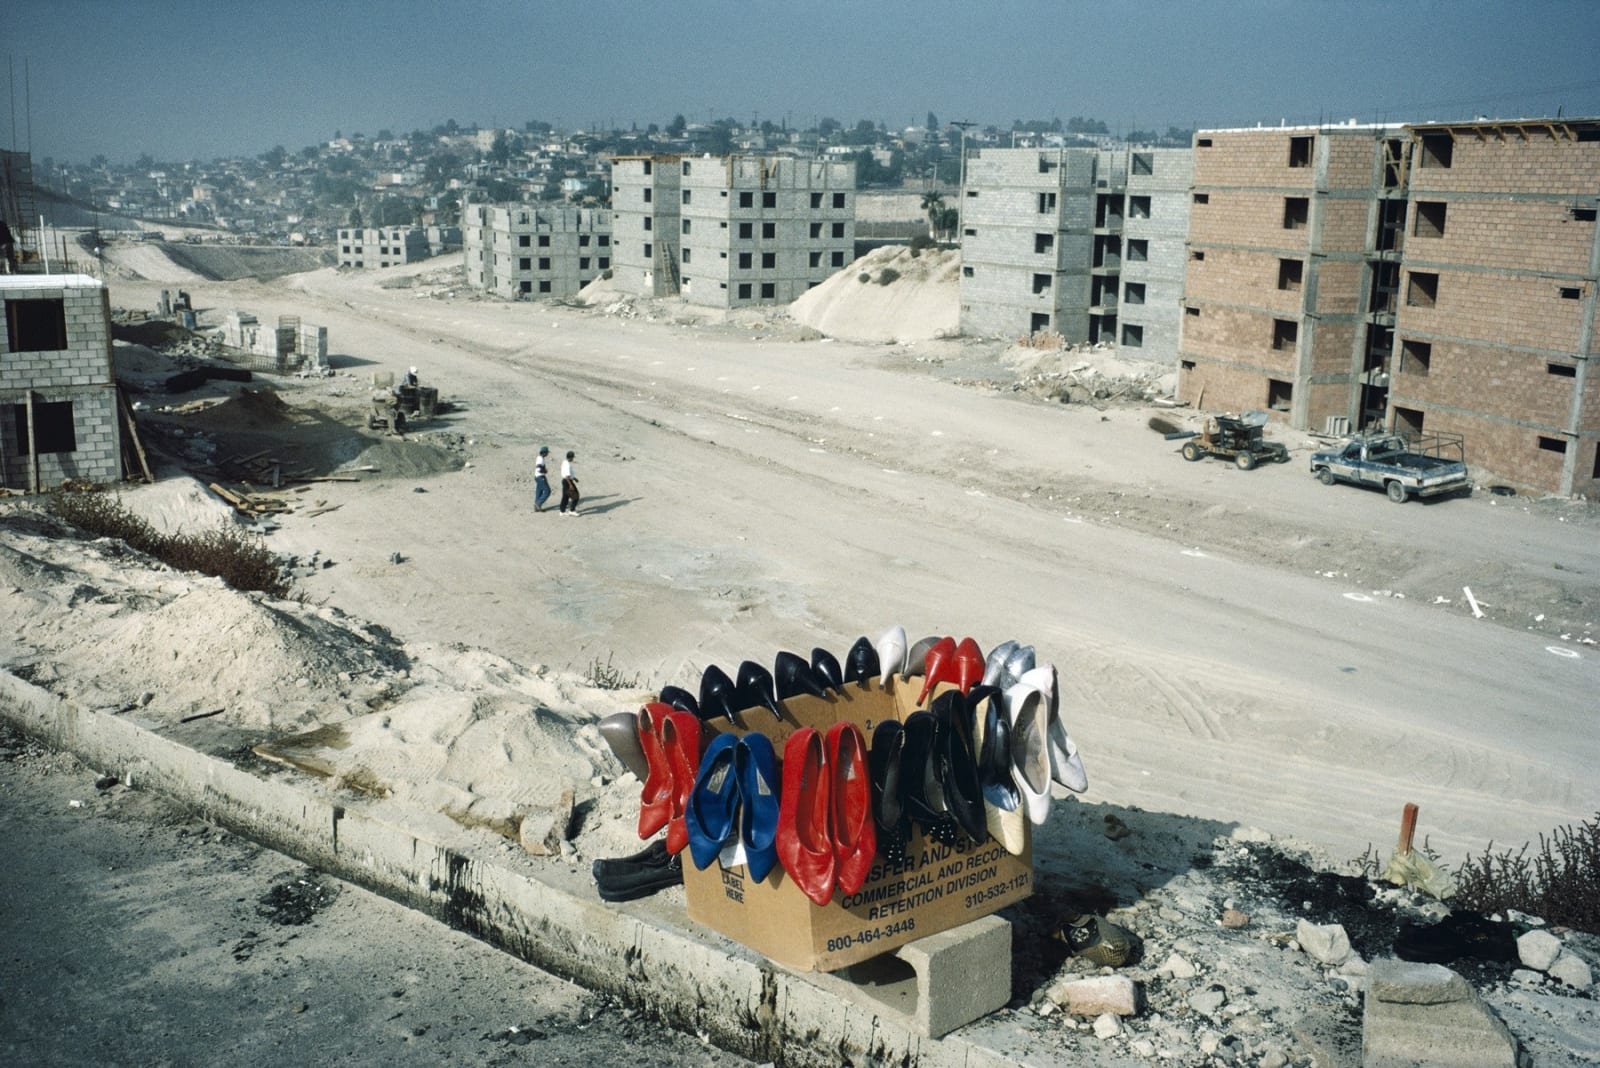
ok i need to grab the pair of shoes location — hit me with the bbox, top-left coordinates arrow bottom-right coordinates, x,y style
684,731 -> 781,882
592,839 -> 684,902
986,642 -> 1036,691
775,650 -> 830,700
776,723 -> 877,906
1055,913 -> 1141,967
968,685 -> 1027,855
635,704 -> 702,854
1019,663 -> 1088,794
869,720 -> 910,865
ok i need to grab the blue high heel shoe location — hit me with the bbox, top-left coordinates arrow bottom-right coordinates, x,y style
685,733 -> 741,871
736,732 -> 781,883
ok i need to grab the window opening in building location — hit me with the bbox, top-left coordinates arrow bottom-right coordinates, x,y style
831,222 -> 844,238
738,283 -> 752,299
539,235 -> 550,246
1132,153 -> 1153,176
1393,406 -> 1425,437
1181,359 -> 1196,371
538,257 -> 550,270
1382,139 -> 1407,188
538,280 -> 552,293
682,161 -> 691,175
1283,197 -> 1309,229
1124,282 -> 1146,304
1407,272 -> 1439,308
811,192 -> 822,209
642,160 -> 653,175
1377,199 -> 1407,251
1370,260 -> 1400,312
1401,339 -> 1432,376
1196,138 -> 1213,147
964,228 -> 976,237
1288,135 -> 1313,168
831,251 -> 844,267
12,399 -> 76,454
519,235 -> 531,247
520,281 -> 531,294
1038,192 -> 1057,213
1034,233 -> 1055,254
962,265 -> 974,277
1415,201 -> 1448,238
579,235 -> 591,246
1128,195 -> 1151,218
599,236 -> 609,246
682,220 -> 692,235
1538,436 -> 1567,454
833,193 -> 845,209
1032,273 -> 1051,295
642,244 -> 651,259
1548,362 -> 1577,377
1278,258 -> 1304,291
680,250 -> 690,263
739,223 -> 752,239
762,222 -> 776,239
599,257 -> 610,269
809,251 -> 821,268
763,192 -> 776,208
1030,313 -> 1050,333
1267,379 -> 1293,411
1186,306 -> 1199,317
1272,319 -> 1298,351
739,191 -> 753,208
643,188 -> 652,202
1127,239 -> 1148,262
1574,208 -> 1597,222
519,257 -> 531,270
761,283 -> 775,299
1192,192 -> 1209,204
761,252 -> 775,269
810,222 -> 822,238
738,252 -> 752,269
1418,133 -> 1453,169
682,190 -> 692,204
1190,249 -> 1205,261
1121,324 -> 1143,348
1038,153 -> 1057,173
1559,286 -> 1582,299
1593,443 -> 1600,479
644,217 -> 653,231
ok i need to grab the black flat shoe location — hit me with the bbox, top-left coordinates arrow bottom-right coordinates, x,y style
869,720 -> 909,866
591,838 -> 672,876
775,650 -> 829,700
592,845 -> 684,903
810,647 -> 844,695
843,636 -> 880,687
658,684 -> 700,718
736,659 -> 781,719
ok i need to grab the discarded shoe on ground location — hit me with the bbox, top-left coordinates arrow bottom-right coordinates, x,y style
1055,913 -> 1142,968
591,839 -> 683,903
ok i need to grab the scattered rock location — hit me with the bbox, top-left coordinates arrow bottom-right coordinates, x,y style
1367,960 -> 1471,1005
1092,1012 -> 1121,1039
1047,975 -> 1139,1017
1546,951 -> 1592,990
518,788 -> 576,856
1103,813 -> 1131,840
1220,908 -> 1250,929
1188,986 -> 1228,1016
1516,928 -> 1563,972
1297,919 -> 1353,966
1159,952 -> 1197,980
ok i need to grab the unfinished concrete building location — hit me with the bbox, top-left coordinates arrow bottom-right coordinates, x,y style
611,155 -> 857,308
461,204 -> 611,299
1178,119 -> 1600,496
1388,119 -> 1600,496
1177,123 -> 1410,433
958,147 -> 1192,364
336,226 -> 429,268
1,275 -> 123,490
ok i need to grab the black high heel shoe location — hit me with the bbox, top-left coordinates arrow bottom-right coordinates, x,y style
869,719 -> 909,866
775,650 -> 830,700
932,690 -> 987,842
736,659 -> 782,719
658,684 -> 700,719
843,636 -> 880,687
900,711 -> 960,847
810,647 -> 844,695
698,664 -> 741,723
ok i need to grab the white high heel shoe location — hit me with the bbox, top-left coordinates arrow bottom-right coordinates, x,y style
875,624 -> 907,687
1003,682 -> 1053,825
1019,663 -> 1088,793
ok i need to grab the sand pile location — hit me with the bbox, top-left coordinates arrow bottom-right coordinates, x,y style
787,245 -> 961,344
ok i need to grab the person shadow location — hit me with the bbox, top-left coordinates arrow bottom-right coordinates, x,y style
570,494 -> 636,516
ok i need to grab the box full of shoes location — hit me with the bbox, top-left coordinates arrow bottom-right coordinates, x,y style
607,631 -> 1085,973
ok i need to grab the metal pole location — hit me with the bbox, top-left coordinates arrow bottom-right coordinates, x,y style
951,121 -> 976,237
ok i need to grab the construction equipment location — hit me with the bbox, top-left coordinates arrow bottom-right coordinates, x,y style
368,369 -> 438,434
1180,410 -> 1289,470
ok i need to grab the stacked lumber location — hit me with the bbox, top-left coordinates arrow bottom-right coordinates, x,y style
207,482 -> 293,517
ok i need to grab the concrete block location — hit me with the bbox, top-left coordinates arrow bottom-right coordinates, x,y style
1367,960 -> 1472,1005
1362,960 -> 1517,1068
1046,973 -> 1139,1017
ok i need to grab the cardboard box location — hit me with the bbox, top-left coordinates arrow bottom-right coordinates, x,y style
681,676 -> 1033,972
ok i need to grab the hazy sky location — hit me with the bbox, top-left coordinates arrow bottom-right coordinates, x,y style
6,0 -> 1600,164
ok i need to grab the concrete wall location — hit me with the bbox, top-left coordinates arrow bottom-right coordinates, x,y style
462,204 -> 612,300
610,157 -> 683,299
0,275 -> 122,489
1120,148 -> 1193,365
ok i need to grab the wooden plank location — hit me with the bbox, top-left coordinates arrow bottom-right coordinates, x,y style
117,386 -> 153,483
285,476 -> 360,483
207,482 -> 248,508
26,390 -> 38,494
305,503 -> 343,517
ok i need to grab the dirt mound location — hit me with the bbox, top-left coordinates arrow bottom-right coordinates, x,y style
179,388 -> 292,431
113,320 -> 192,348
788,245 -> 960,343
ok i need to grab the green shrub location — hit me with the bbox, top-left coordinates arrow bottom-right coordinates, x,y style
858,272 -> 871,283
877,268 -> 900,286
584,653 -> 642,691
1453,814 -> 1600,932
50,486 -> 290,598
908,233 -> 935,256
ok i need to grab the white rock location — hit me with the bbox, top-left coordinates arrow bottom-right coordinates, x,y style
1198,1030 -> 1222,1054
1548,951 -> 1592,990
1260,1050 -> 1288,1068
1130,1038 -> 1156,1056
1189,988 -> 1227,1016
1048,974 -> 1139,1016
1160,952 -> 1197,980
1296,919 -> 1352,966
1516,928 -> 1563,971
1093,1012 -> 1121,1039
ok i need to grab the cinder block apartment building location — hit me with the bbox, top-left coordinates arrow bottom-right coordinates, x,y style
958,147 -> 1193,365
461,204 -> 611,299
336,226 -> 429,268
1177,118 -> 1600,496
1,275 -> 123,490
610,155 -> 856,308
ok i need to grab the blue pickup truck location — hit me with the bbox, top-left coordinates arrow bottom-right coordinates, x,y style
1308,433 -> 1471,503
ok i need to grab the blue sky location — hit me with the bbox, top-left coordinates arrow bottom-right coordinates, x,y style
6,0 -> 1600,164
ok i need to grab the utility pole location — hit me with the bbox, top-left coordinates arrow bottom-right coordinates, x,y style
950,121 -> 976,234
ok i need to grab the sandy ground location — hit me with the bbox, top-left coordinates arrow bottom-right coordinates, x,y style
7,242 -> 1600,875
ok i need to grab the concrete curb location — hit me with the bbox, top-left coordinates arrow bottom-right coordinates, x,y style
0,673 -> 1024,1068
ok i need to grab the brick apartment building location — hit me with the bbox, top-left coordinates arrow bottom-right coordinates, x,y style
1,275 -> 123,490
959,147 -> 1192,365
336,226 -> 430,268
461,204 -> 611,299
611,155 -> 856,309
1177,119 -> 1599,496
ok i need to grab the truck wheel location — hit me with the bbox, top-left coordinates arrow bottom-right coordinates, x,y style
1235,452 -> 1258,471
1386,480 -> 1408,504
1182,442 -> 1203,462
1316,468 -> 1336,486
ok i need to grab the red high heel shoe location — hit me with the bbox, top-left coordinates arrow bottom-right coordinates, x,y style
776,727 -> 836,906
636,702 -> 675,839
827,722 -> 877,897
661,711 -> 702,855
953,636 -> 985,693
917,635 -> 958,705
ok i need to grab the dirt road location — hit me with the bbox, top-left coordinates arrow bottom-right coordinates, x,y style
104,258 -> 1600,866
